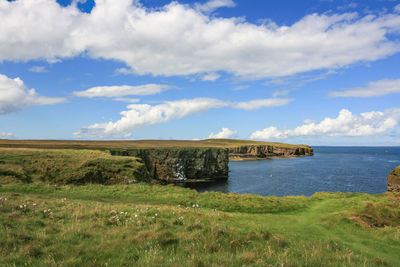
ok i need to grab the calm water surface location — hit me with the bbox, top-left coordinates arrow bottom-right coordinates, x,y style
189,147 -> 400,197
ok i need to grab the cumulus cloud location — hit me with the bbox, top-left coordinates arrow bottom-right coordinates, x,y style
28,66 -> 48,73
208,127 -> 237,139
250,108 -> 400,140
0,132 -> 16,139
1,1 -> 400,79
195,0 -> 236,13
233,98 -> 293,110
74,97 -> 292,138
73,84 -> 171,98
329,77 -> 400,98
73,98 -> 229,138
0,73 -> 66,114
201,72 -> 221,82
395,4 -> 400,13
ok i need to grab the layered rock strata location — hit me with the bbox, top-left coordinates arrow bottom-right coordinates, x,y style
387,166 -> 400,192
229,145 -> 314,160
110,148 -> 229,182
0,139 -> 313,183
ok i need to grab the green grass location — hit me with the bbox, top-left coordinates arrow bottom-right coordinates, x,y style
0,148 -> 149,185
0,138 -> 311,150
0,145 -> 397,266
0,183 -> 399,266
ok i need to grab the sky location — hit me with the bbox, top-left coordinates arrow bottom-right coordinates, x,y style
1,0 -> 400,146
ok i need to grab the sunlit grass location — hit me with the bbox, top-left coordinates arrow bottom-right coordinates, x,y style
0,148 -> 149,185
0,184 -> 399,266
0,138 -> 311,150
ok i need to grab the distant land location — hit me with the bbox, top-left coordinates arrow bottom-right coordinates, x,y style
0,139 -> 313,183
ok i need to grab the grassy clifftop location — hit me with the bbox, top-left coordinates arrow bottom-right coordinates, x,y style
0,140 -> 312,183
0,138 -> 311,150
0,183 -> 399,266
0,148 -> 150,185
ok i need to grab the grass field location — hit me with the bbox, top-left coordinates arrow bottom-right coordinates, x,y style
0,138 -> 311,150
0,143 -> 398,266
0,183 -> 399,266
0,148 -> 149,185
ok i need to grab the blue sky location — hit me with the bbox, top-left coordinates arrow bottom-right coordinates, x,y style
1,0 -> 400,145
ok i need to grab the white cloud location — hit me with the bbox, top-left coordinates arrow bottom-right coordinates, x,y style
395,4 -> 400,13
74,97 -> 292,138
201,72 -> 221,82
1,1 -> 400,79
330,77 -> 400,98
208,127 -> 237,139
232,85 -> 249,91
233,98 -> 293,111
195,0 -> 236,13
74,98 -> 229,138
250,108 -> 400,140
0,132 -> 16,139
28,66 -> 48,73
0,73 -> 66,114
73,84 -> 171,98
272,90 -> 289,97
112,97 -> 140,103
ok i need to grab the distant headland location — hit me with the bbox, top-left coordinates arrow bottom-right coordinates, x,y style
0,139 -> 313,184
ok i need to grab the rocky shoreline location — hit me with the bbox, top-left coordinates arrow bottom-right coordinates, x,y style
228,145 -> 313,161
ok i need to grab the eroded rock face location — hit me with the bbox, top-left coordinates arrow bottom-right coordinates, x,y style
228,145 -> 313,160
110,144 -> 312,182
110,148 -> 229,182
387,166 -> 400,192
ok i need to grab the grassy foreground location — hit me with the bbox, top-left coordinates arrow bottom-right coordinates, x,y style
1,183 -> 399,266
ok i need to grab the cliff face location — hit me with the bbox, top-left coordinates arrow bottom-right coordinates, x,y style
228,145 -> 314,160
0,139 -> 313,184
387,166 -> 400,192
110,144 -> 312,182
110,148 -> 229,182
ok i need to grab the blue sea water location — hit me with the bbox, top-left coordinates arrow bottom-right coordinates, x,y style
189,146 -> 400,197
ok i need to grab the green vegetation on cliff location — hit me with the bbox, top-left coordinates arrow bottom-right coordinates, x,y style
0,139 -> 313,182
0,148 -> 150,185
0,138 -> 312,150
0,183 -> 399,266
387,166 -> 400,192
0,144 -> 398,266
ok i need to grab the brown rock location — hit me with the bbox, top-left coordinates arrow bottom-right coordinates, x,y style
228,145 -> 313,160
387,166 -> 400,192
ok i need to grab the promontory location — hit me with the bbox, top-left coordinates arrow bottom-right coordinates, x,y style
0,139 -> 313,184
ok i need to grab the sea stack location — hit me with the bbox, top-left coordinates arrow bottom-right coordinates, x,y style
387,166 -> 400,192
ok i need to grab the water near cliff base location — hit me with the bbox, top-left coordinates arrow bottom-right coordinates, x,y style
188,146 -> 400,197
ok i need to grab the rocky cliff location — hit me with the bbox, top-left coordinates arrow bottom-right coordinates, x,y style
229,145 -> 314,160
110,148 -> 229,182
387,166 -> 400,192
0,139 -> 313,183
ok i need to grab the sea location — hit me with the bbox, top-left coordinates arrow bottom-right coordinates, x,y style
188,146 -> 400,197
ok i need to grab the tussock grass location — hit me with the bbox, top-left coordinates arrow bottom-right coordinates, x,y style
0,148 -> 150,185
0,184 -> 399,266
